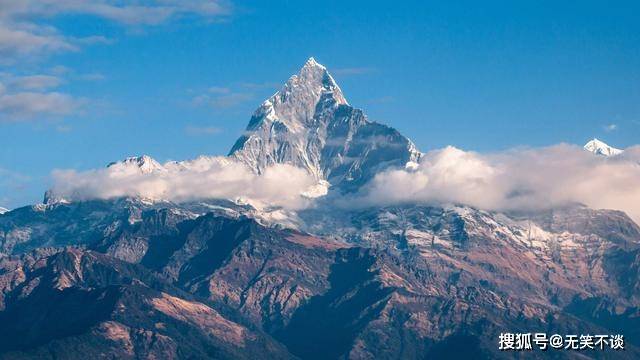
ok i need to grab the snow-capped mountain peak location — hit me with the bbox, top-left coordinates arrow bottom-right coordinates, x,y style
43,58 -> 422,205
0,206 -> 8,215
107,155 -> 167,174
584,138 -> 623,156
266,56 -> 347,132
229,58 -> 421,191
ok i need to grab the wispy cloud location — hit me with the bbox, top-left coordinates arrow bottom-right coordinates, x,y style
0,73 -> 84,121
185,125 -> 222,136
0,24 -> 77,63
0,91 -> 84,120
193,91 -> 253,109
367,95 -> 395,104
9,75 -> 63,90
604,123 -> 618,132
206,86 -> 231,94
238,81 -> 279,90
0,1 -> 232,124
190,80 -> 282,110
0,167 -> 31,207
0,0 -> 231,62
78,72 -> 106,81
55,124 -> 73,133
332,67 -> 377,76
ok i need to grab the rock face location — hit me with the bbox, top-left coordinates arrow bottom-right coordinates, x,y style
1,59 -> 640,359
229,58 -> 421,192
0,248 -> 291,359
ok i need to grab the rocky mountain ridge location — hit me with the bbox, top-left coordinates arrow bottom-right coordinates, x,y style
2,199 -> 640,358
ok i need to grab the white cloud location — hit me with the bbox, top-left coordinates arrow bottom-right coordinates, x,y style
0,73 -> 86,120
0,87 -> 84,121
351,144 -> 640,224
0,1 -> 231,25
0,23 -> 76,62
46,141 -> 640,224
9,74 -> 62,90
238,82 -> 279,90
0,0 -> 230,62
185,125 -> 222,136
207,86 -> 231,94
193,91 -> 253,109
332,67 -> 376,76
192,82 -> 273,110
0,167 -> 31,207
50,157 -> 318,210
604,123 -> 618,132
78,72 -> 106,81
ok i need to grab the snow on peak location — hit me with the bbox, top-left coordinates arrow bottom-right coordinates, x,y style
303,57 -> 324,69
583,138 -> 623,157
0,206 -> 8,214
229,57 -> 422,191
108,155 -> 167,174
270,57 -> 348,129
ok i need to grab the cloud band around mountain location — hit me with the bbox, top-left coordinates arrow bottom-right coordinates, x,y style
351,144 -> 640,223
48,144 -> 640,223
50,156 -> 318,210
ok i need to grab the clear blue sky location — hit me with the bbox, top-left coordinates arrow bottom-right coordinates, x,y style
0,0 -> 639,208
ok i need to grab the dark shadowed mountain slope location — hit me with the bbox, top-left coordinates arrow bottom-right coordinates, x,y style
0,248 -> 292,359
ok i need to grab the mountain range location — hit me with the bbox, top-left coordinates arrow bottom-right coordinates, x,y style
1,59 -> 638,359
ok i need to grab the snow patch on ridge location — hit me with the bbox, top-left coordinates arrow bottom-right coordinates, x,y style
584,138 -> 623,156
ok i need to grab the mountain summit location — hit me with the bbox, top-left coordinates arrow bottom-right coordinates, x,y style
584,138 -> 623,156
229,58 -> 421,192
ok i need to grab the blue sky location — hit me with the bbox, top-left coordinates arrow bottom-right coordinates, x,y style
0,0 -> 639,208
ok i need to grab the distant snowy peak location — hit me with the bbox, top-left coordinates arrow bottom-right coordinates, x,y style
107,155 -> 167,173
584,138 -> 623,156
0,207 -> 8,215
229,57 -> 422,191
